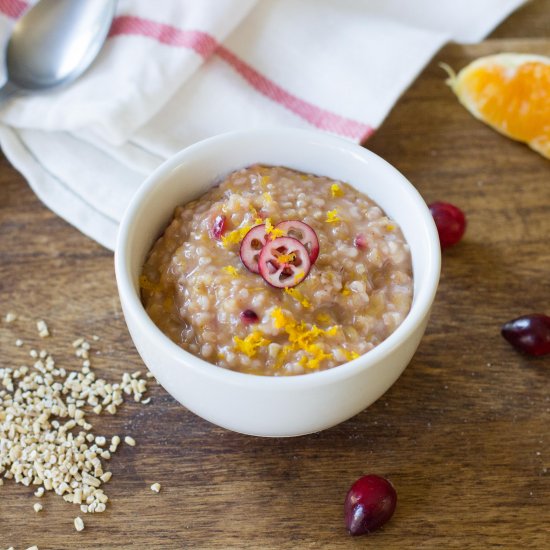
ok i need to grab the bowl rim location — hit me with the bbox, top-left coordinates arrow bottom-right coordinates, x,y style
115,128 -> 441,389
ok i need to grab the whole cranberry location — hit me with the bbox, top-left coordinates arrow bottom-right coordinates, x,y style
501,314 -> 550,356
344,474 -> 397,536
429,201 -> 466,248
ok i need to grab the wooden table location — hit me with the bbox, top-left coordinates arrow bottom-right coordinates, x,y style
1,3 -> 549,548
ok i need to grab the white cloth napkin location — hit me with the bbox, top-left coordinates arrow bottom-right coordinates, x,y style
0,0 -> 524,250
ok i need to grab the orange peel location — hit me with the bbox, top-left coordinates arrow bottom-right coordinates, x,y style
443,54 -> 550,159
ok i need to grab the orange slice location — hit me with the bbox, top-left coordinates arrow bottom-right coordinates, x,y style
443,54 -> 550,159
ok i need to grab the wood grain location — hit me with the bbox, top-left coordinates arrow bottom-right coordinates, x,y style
1,3 -> 549,549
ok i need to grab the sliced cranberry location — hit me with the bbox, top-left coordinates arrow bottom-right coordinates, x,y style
344,474 -> 397,536
239,224 -> 268,273
274,220 -> 320,263
428,201 -> 466,248
354,233 -> 368,250
258,237 -> 311,288
240,309 -> 259,324
501,314 -> 550,356
210,214 -> 226,240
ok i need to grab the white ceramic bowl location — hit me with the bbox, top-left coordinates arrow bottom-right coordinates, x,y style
115,128 -> 440,437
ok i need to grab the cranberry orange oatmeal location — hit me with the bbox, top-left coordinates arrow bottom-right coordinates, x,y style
140,165 -> 413,376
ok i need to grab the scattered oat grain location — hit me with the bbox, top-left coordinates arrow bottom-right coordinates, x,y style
0,319 -> 151,523
100,471 -> 112,483
108,438 -> 120,454
150,482 -> 161,493
124,436 -> 136,447
74,516 -> 85,532
5,312 -> 17,323
36,320 -> 50,338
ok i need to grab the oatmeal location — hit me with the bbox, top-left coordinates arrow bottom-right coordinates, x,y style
141,165 -> 413,376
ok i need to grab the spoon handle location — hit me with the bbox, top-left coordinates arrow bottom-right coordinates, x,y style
0,80 -> 19,103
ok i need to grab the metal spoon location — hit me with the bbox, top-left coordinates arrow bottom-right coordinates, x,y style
0,0 -> 116,102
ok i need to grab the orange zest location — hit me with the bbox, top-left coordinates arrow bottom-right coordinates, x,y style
271,307 -> 338,369
233,331 -> 270,358
264,218 -> 286,239
284,287 -> 311,308
330,183 -> 343,197
326,209 -> 341,223
221,223 -> 255,247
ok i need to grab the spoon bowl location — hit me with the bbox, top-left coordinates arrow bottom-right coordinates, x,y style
1,0 -> 115,99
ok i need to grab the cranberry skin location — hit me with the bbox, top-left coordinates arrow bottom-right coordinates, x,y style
240,309 -> 259,324
354,233 -> 368,250
428,201 -> 466,248
210,215 -> 226,240
274,220 -> 320,263
344,474 -> 397,536
239,224 -> 268,274
501,314 -> 550,356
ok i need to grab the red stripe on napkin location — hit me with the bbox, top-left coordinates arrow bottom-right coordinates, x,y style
110,15 -> 374,141
216,45 -> 374,141
0,0 -> 26,18
109,15 -> 219,58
